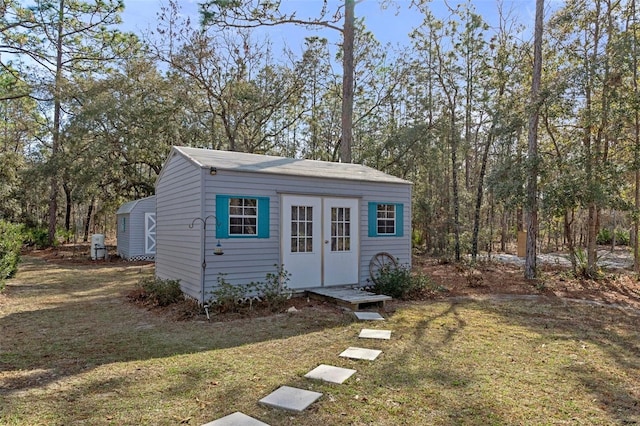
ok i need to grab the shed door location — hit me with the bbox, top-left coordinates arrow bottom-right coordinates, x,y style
145,213 -> 156,255
323,198 -> 359,286
282,196 -> 358,289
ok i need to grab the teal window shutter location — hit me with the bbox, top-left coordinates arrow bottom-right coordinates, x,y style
368,202 -> 377,237
215,195 -> 230,238
257,197 -> 270,238
395,203 -> 404,237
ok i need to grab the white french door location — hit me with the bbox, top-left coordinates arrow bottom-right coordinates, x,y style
322,198 -> 359,286
282,195 -> 358,289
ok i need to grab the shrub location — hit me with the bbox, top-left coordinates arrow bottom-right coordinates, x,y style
252,264 -> 292,312
596,228 -> 629,246
208,265 -> 292,313
0,220 -> 23,288
209,274 -> 250,313
23,227 -> 49,249
371,264 -> 437,299
135,276 -> 183,307
596,228 -> 612,245
615,229 -> 630,246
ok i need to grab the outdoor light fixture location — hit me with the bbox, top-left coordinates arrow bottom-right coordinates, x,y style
209,167 -> 217,175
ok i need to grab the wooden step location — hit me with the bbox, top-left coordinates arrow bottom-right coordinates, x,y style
306,287 -> 392,310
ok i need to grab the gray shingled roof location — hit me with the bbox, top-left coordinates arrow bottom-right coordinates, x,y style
116,195 -> 155,215
174,146 -> 411,185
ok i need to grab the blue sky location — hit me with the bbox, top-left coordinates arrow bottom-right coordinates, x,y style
120,0 -> 546,53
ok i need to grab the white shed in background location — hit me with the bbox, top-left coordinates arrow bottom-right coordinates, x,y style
116,195 -> 156,261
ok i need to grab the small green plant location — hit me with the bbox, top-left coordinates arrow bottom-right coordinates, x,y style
252,264 -> 292,311
372,264 -> 436,299
135,276 -> 183,307
209,274 -> 250,313
0,220 -> 23,289
209,265 -> 292,313
615,229 -> 630,246
571,248 -> 603,280
596,228 -> 630,246
596,228 -> 612,245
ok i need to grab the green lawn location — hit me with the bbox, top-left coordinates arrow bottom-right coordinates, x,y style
0,257 -> 638,425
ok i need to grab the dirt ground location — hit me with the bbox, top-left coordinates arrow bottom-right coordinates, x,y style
415,254 -> 640,312
22,244 -> 640,315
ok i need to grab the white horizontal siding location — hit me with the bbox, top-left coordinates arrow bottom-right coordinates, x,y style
116,213 -> 130,258
128,197 -> 156,259
204,175 -> 280,291
155,154 -> 203,300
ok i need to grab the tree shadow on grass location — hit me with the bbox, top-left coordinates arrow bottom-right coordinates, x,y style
378,298 -> 639,424
477,298 -> 640,424
0,258 -> 352,398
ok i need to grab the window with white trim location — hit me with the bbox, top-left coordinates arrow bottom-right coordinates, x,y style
229,197 -> 258,236
368,202 -> 404,237
376,204 -> 396,235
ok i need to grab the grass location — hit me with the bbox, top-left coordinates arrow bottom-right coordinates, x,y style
1,257 -> 639,425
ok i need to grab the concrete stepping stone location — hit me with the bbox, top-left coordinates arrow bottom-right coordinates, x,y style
259,386 -> 322,412
354,311 -> 385,321
304,364 -> 357,384
359,328 -> 392,340
202,412 -> 269,426
339,346 -> 382,361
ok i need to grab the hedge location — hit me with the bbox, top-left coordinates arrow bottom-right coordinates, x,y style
0,220 -> 22,289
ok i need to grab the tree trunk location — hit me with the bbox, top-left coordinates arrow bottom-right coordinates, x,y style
633,0 -> 640,273
47,0 -> 65,246
471,131 -> 494,260
587,204 -> 598,275
83,199 -> 94,243
63,182 -> 72,240
500,209 -> 507,252
524,0 -> 544,279
340,0 -> 355,163
451,114 -> 461,262
565,210 -> 577,274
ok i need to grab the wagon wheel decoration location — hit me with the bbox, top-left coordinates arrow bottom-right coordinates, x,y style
369,252 -> 399,284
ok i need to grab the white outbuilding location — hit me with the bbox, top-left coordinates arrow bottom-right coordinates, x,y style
154,146 -> 412,304
115,195 -> 156,261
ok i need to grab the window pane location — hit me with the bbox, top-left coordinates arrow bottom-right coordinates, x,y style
376,204 -> 396,235
229,197 -> 258,235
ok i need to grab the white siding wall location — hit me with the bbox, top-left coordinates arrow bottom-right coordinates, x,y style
128,197 -> 156,259
155,154 -> 203,300
359,185 -> 412,285
116,213 -> 130,258
204,170 -> 411,293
